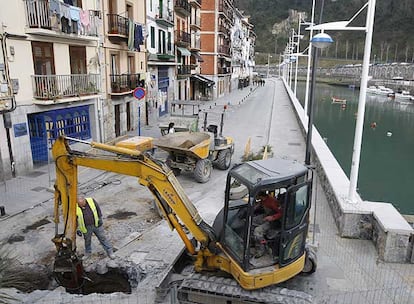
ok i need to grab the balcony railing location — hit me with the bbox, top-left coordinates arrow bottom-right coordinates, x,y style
191,39 -> 201,50
156,10 -> 174,27
157,51 -> 175,61
23,0 -> 100,37
175,30 -> 191,45
190,16 -> 201,28
107,14 -> 129,36
218,45 -> 230,55
174,0 -> 191,16
110,74 -> 141,93
32,74 -> 100,100
218,24 -> 228,35
177,65 -> 192,76
218,1 -> 232,19
217,67 -> 230,74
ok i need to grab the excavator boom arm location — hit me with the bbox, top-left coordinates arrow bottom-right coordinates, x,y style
52,136 -> 211,255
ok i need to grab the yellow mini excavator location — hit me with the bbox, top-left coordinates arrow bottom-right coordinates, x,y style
51,136 -> 316,300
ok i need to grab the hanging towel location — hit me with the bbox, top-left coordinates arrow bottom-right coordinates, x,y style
49,0 -> 61,14
80,9 -> 90,34
70,6 -> 80,22
60,3 -> 71,24
128,19 -> 135,51
134,24 -> 143,51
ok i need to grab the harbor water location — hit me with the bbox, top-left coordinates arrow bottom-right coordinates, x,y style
296,82 -> 414,215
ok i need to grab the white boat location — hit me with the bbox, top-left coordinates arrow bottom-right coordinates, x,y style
376,86 -> 394,96
366,86 -> 379,94
395,90 -> 413,101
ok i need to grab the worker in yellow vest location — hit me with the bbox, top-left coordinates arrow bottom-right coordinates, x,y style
77,196 -> 115,260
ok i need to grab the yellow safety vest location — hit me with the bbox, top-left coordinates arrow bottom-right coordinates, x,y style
76,198 -> 99,233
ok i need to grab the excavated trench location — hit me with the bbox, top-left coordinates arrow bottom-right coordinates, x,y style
5,267 -> 132,295
3,216 -> 148,296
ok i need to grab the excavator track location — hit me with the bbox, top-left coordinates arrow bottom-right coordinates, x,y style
176,273 -> 313,304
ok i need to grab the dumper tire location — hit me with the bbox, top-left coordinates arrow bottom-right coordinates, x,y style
216,149 -> 232,170
194,159 -> 212,183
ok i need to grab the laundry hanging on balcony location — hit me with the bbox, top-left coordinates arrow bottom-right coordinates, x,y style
128,21 -> 144,52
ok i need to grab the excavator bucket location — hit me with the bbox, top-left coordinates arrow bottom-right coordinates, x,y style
52,240 -> 85,290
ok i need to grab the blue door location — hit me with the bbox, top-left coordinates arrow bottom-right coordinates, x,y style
28,106 -> 91,163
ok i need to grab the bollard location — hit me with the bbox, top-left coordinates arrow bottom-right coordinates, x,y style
0,206 -> 5,216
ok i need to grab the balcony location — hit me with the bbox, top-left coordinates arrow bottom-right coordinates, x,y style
177,65 -> 192,77
190,16 -> 201,29
157,51 -> 175,61
217,67 -> 230,74
107,14 -> 129,39
218,1 -> 232,21
174,0 -> 191,16
218,24 -> 229,36
32,74 -> 100,102
110,73 -> 141,95
156,11 -> 174,27
190,39 -> 201,51
175,30 -> 191,46
23,0 -> 100,39
218,45 -> 230,55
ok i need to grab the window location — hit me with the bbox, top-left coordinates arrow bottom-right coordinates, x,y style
150,26 -> 155,48
167,32 -> 172,51
285,183 -> 309,230
69,46 -> 86,74
158,29 -> 166,54
110,53 -> 119,83
32,42 -> 55,75
224,176 -> 250,261
128,55 -> 135,74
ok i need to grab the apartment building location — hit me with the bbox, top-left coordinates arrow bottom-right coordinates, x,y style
232,7 -> 255,90
200,0 -> 233,99
174,0 -> 191,101
146,0 -> 175,119
103,0 -> 146,138
0,0 -> 104,178
189,0 -> 214,101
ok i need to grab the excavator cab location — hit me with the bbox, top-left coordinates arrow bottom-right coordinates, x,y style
213,157 -> 315,283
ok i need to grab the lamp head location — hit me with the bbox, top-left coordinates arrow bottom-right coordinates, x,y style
311,33 -> 334,49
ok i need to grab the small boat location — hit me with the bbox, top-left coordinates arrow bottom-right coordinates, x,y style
366,86 -> 379,94
395,90 -> 413,101
331,96 -> 347,104
377,86 -> 394,96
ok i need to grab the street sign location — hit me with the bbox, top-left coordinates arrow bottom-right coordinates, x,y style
133,87 -> 146,100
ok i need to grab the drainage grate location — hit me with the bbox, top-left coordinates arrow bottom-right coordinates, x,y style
288,142 -> 301,146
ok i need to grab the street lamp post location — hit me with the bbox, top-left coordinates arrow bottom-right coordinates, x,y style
348,0 -> 376,202
305,0 -> 377,201
305,33 -> 333,166
304,0 -> 316,115
266,53 -> 272,78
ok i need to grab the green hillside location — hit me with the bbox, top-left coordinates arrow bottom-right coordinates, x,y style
235,0 -> 414,64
